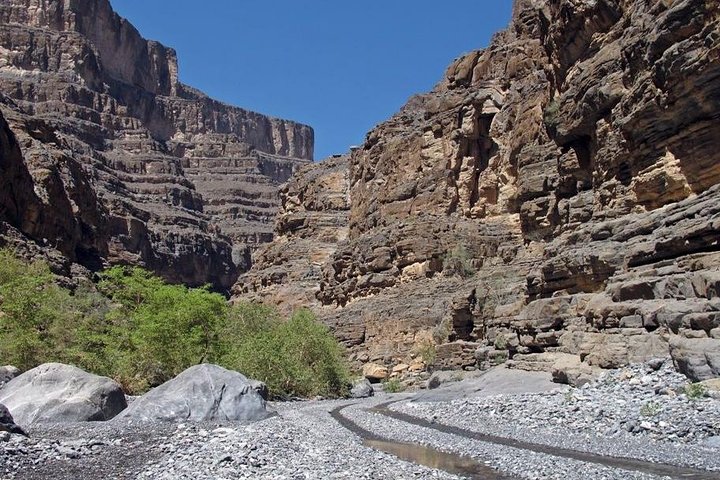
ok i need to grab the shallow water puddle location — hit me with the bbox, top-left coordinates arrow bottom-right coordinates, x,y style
374,402 -> 720,480
364,438 -> 503,479
330,405 -> 510,479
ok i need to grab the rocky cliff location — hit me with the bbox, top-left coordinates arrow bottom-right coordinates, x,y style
236,0 -> 720,382
0,0 -> 313,289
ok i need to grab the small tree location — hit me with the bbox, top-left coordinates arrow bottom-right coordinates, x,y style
442,245 -> 474,278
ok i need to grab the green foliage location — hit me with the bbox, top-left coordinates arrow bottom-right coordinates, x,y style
432,318 -> 452,344
0,251 -> 350,398
685,382 -> 708,400
494,335 -> 508,350
382,378 -> 405,393
98,266 -> 228,392
543,99 -> 561,129
221,307 -> 350,399
640,401 -> 661,417
0,249 -> 63,370
442,245 -> 474,278
414,341 -> 436,368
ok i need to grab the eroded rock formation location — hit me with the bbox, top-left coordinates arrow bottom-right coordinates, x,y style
236,0 -> 720,381
0,0 -> 313,289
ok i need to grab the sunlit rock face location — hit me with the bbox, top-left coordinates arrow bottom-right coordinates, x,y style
235,0 -> 720,380
0,0 -> 313,290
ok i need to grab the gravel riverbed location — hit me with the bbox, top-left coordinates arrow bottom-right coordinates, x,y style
393,360 -> 720,474
2,361 -> 719,479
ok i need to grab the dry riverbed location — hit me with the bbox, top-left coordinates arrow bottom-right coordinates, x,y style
2,361 -> 719,479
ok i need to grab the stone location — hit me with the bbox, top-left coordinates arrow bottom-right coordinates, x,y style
392,363 -> 410,374
362,363 -> 389,382
549,354 -> 601,387
407,362 -> 426,373
0,0 -> 313,290
249,380 -> 269,401
115,364 -> 269,422
350,379 -> 374,399
0,365 -> 19,386
0,363 -> 127,426
230,0 -> 720,380
0,403 -> 26,436
670,336 -> 720,382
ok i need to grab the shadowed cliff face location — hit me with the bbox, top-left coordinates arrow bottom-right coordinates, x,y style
236,0 -> 720,381
0,0 -> 313,290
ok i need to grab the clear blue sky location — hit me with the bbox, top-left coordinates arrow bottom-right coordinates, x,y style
111,1 -> 514,160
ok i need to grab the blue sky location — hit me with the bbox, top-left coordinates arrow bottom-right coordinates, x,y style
112,1 -> 514,160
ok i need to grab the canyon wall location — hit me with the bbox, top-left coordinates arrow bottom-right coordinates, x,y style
236,0 -> 720,382
0,0 -> 313,289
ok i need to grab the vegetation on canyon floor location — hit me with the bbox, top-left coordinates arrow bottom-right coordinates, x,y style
0,249 -> 349,398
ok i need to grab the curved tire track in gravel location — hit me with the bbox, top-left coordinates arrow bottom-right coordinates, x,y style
333,400 -> 717,480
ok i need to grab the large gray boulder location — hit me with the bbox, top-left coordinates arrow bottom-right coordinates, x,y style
0,363 -> 127,426
116,364 -> 270,422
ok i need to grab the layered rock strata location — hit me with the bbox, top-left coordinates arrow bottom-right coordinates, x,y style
0,0 -> 313,288
236,0 -> 720,381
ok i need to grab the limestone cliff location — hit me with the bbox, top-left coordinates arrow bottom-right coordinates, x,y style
236,0 -> 720,382
0,0 -> 313,289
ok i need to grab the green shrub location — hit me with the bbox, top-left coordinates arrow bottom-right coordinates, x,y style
543,99 -> 561,129
442,245 -> 474,278
432,318 -> 452,344
685,382 -> 708,400
383,378 -> 405,393
221,307 -> 350,399
98,266 -> 228,392
640,401 -> 661,417
0,250 -> 350,399
494,335 -> 508,350
0,249 -> 61,370
414,341 -> 436,368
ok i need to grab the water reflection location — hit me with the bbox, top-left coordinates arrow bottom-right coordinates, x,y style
331,404 -> 509,480
364,439 -> 501,479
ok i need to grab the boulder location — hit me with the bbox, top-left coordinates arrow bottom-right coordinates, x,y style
669,336 -> 720,382
350,378 -> 374,398
249,379 -> 269,401
116,364 -> 270,422
0,403 -> 26,436
362,362 -> 389,382
549,354 -> 601,387
427,370 -> 465,390
0,363 -> 127,426
0,365 -> 20,386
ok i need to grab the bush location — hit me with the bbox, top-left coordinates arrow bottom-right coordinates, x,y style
685,382 -> 708,400
382,378 -> 405,393
640,401 -> 661,417
0,249 -> 64,370
414,341 -> 436,368
442,245 -> 474,278
221,307 -> 350,399
98,266 -> 228,392
0,251 -> 350,398
543,99 -> 561,129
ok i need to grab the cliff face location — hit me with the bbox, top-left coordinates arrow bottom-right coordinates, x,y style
0,0 -> 313,288
236,0 -> 720,381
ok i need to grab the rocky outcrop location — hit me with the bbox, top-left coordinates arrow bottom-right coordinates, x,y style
0,0 -> 313,288
0,363 -> 127,425
116,364 -> 269,422
235,0 -> 720,380
234,155 -> 350,313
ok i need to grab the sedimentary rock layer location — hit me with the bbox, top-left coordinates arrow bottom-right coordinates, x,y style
0,0 -> 313,289
236,0 -> 720,380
